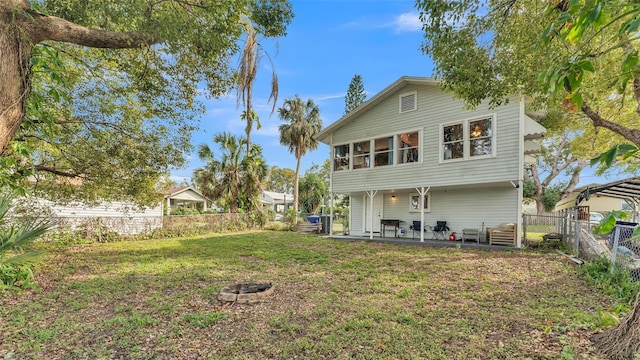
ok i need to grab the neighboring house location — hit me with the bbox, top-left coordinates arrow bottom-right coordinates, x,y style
316,76 -> 546,247
163,186 -> 210,214
581,195 -> 626,214
261,191 -> 294,213
555,177 -> 640,221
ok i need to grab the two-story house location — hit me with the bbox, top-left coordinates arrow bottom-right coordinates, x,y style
316,76 -> 546,247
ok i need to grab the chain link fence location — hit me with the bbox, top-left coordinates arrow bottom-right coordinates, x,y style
525,210 -> 640,282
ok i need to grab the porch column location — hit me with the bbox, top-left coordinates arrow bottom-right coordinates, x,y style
415,186 -> 430,242
366,190 -> 378,240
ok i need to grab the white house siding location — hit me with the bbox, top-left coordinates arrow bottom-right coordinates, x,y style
33,199 -> 162,236
349,187 -> 518,239
320,79 -> 533,246
330,84 -> 521,193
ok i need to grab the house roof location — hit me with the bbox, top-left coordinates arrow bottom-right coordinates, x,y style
316,76 -> 440,143
163,186 -> 208,201
262,191 -> 293,201
315,76 -> 546,143
555,177 -> 640,211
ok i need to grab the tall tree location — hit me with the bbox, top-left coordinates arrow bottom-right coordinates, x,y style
298,166 -> 328,214
193,132 -> 266,213
278,95 -> 323,214
344,74 -> 366,115
525,132 -> 589,214
416,0 -> 640,155
0,0 -> 292,199
265,166 -> 295,194
236,1 -> 292,153
418,2 -> 640,357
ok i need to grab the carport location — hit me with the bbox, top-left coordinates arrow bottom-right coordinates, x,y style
555,177 -> 640,221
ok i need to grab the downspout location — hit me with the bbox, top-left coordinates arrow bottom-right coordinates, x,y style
329,134 -> 334,237
517,95 -> 525,248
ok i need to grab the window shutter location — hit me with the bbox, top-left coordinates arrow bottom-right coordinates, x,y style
400,93 -> 416,113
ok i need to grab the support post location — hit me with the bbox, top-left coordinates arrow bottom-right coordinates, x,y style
366,190 -> 378,240
415,186 -> 430,242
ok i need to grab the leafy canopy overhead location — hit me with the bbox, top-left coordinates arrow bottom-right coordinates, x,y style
0,0 -> 293,205
416,1 -> 640,148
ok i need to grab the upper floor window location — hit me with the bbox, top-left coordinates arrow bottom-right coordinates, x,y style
333,144 -> 350,171
398,131 -> 419,164
353,141 -> 370,169
469,117 -> 492,156
443,123 -> 464,160
374,137 -> 393,166
442,115 -> 494,161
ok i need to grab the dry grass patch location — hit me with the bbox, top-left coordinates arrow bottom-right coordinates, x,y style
0,231 -> 615,359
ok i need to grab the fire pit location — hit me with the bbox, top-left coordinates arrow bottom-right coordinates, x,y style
218,283 -> 274,304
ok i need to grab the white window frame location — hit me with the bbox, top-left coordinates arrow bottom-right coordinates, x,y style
409,193 -> 431,212
396,129 -> 422,165
439,114 -> 496,163
373,136 -> 394,167
333,129 -> 423,171
399,91 -> 417,113
333,143 -> 351,171
352,140 -> 371,170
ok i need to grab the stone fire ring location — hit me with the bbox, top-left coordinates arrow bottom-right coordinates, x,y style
218,283 -> 274,304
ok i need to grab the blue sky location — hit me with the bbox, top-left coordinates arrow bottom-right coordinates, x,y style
171,0 -> 429,184
169,0 -> 625,188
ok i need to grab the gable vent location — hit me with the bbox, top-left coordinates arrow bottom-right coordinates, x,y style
400,92 -> 416,113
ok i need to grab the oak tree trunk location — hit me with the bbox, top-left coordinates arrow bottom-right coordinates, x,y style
0,0 -> 154,155
0,1 -> 33,155
592,292 -> 640,359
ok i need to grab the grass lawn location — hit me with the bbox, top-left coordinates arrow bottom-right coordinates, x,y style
0,231 -> 615,359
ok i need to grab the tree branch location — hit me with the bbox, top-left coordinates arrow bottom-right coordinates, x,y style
581,102 -> 640,148
26,9 -> 157,48
33,165 -> 83,178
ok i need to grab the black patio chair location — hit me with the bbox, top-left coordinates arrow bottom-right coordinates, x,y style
430,221 -> 449,240
410,220 -> 427,239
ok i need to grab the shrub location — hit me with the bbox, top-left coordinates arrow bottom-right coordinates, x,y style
0,194 -> 52,290
170,207 -> 200,216
578,255 -> 640,305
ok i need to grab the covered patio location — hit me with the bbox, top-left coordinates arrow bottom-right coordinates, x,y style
325,233 -> 519,250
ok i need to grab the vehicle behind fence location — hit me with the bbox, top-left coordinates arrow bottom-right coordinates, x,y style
523,212 -> 640,281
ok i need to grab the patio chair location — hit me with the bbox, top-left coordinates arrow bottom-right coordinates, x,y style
410,220 -> 427,239
430,221 -> 449,240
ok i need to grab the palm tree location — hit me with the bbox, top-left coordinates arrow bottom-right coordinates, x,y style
278,96 -> 323,214
0,193 -> 52,289
193,132 -> 267,214
193,133 -> 247,213
240,143 -> 268,213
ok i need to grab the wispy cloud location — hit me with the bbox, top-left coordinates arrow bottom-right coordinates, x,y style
341,12 -> 423,34
391,12 -> 423,33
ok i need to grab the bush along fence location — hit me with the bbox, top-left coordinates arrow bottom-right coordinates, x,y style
160,213 -> 252,237
43,213 -> 254,243
524,212 -> 640,282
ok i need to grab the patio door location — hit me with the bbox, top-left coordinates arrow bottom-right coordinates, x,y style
364,194 -> 383,233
